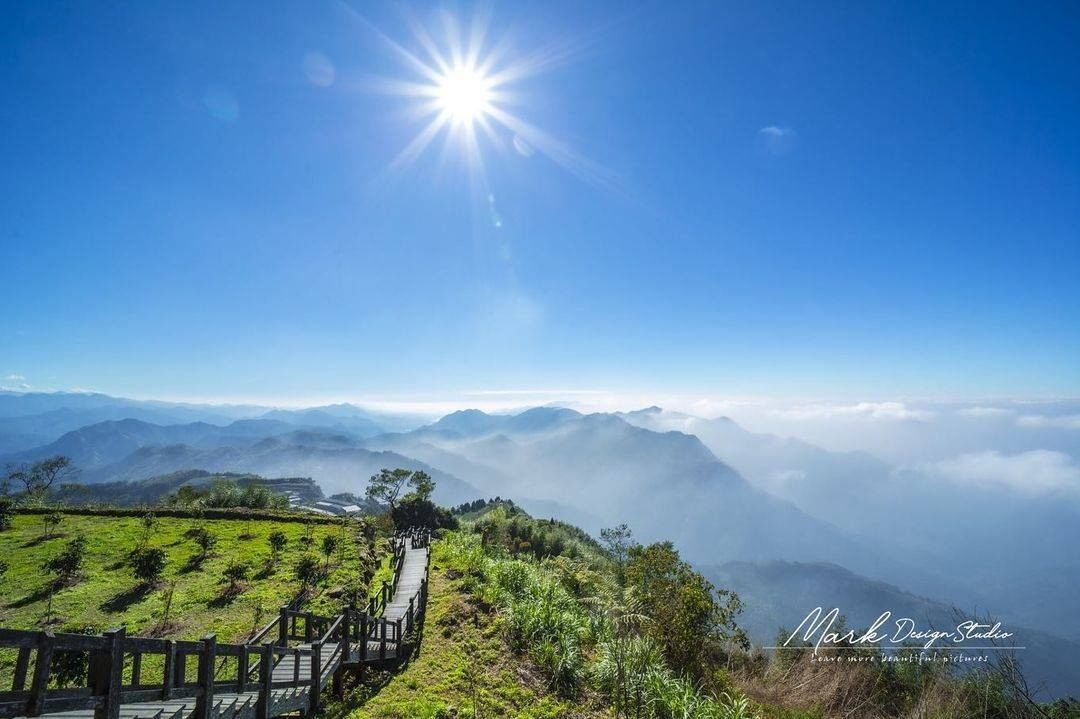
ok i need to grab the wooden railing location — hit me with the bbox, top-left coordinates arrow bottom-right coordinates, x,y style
0,527 -> 433,719
0,626 -> 317,719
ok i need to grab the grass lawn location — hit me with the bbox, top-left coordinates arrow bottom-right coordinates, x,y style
0,511 -> 374,685
334,537 -> 610,719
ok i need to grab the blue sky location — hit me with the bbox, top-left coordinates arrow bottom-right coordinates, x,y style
2,1 -> 1078,404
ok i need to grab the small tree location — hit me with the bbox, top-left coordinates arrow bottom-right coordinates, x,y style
44,536 -> 88,585
295,554 -> 321,592
0,497 -> 13,531
268,530 -> 288,560
190,527 -> 218,559
342,577 -> 365,609
13,456 -> 78,498
320,535 -> 340,572
157,581 -> 177,633
129,547 -> 167,586
139,513 -> 157,546
600,523 -> 634,584
43,511 -> 63,540
366,468 -> 433,516
223,561 -> 250,592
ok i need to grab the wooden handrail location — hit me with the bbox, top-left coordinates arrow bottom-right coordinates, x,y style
0,528 -> 434,719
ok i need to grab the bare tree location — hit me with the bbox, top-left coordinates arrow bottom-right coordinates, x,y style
8,456 -> 78,497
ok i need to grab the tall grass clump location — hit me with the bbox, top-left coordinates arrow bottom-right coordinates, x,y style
485,559 -> 588,693
443,527 -> 756,716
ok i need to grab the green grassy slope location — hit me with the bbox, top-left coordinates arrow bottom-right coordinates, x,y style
0,512 -> 373,682
332,538 -> 610,719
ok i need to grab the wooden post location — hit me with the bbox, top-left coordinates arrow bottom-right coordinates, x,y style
256,645 -> 272,719
408,598 -> 415,633
27,631 -> 55,717
103,628 -> 125,719
13,647 -> 31,691
340,610 -> 351,666
379,620 -> 387,661
309,641 -> 322,713
195,634 -> 216,719
292,649 -> 300,687
161,640 -> 176,700
238,645 -> 249,693
130,651 -> 142,687
304,613 -> 312,643
278,605 -> 289,646
360,615 -> 368,662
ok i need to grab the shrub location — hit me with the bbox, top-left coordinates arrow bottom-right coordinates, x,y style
139,513 -> 156,544
44,536 -> 88,582
43,510 -> 63,539
189,527 -> 218,558
0,559 -> 8,581
224,560 -> 250,589
0,497 -> 13,530
320,535 -> 340,570
129,547 -> 167,586
295,554 -> 321,589
269,530 -> 288,558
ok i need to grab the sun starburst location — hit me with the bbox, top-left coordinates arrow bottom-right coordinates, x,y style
351,8 -> 619,193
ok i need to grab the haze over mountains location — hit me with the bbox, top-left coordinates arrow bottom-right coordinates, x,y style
2,390 -> 1079,697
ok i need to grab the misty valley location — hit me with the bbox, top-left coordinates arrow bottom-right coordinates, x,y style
2,390 -> 1078,702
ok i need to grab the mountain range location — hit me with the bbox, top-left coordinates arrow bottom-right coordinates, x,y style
1,390 -> 1077,698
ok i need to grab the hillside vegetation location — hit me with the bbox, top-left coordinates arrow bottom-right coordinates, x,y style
0,510 -> 377,685
330,506 -> 1079,719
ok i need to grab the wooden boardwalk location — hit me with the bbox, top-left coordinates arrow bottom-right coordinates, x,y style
0,529 -> 431,719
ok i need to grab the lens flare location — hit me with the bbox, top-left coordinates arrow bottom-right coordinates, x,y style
436,66 -> 492,124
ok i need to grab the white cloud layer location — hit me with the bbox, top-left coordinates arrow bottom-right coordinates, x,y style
956,406 -> 1015,418
923,450 -> 1080,496
769,401 -> 934,422
1016,414 -> 1080,430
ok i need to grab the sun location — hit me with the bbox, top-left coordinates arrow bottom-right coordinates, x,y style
358,8 -> 618,192
436,65 -> 492,125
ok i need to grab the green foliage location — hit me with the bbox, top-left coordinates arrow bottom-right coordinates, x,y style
138,512 -> 157,547
295,554 -> 322,588
189,526 -> 218,559
0,497 -> 13,530
366,468 -> 433,514
321,534 -> 340,569
43,510 -> 63,539
434,530 -> 755,718
44,536 -> 88,581
223,560 -> 251,588
0,558 -> 8,580
128,546 -> 167,585
470,506 -> 601,563
268,530 -> 288,558
169,478 -> 289,510
626,541 -> 748,679
391,496 -> 457,531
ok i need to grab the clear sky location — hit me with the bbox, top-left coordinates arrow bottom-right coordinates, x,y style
2,1 -> 1078,404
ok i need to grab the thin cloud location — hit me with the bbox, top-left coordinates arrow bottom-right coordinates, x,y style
922,450 -> 1080,496
1,374 -> 30,391
770,401 -> 933,422
1016,414 -> 1080,430
758,125 -> 796,154
956,406 -> 1015,418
